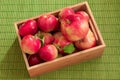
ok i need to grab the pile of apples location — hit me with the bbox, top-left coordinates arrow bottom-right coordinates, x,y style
19,8 -> 97,66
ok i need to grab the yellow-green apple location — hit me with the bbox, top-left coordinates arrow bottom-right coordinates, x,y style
38,45 -> 58,61
19,19 -> 38,37
37,14 -> 59,32
60,14 -> 89,41
21,35 -> 41,54
75,30 -> 96,50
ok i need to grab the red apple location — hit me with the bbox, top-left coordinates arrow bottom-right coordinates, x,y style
76,11 -> 89,21
19,19 -> 38,37
59,8 -> 75,20
41,32 -> 54,45
60,14 -> 89,41
37,15 -> 59,32
36,31 -> 54,45
28,54 -> 43,66
21,35 -> 41,54
74,30 -> 96,50
53,32 -> 71,53
53,32 -> 71,48
38,45 -> 58,61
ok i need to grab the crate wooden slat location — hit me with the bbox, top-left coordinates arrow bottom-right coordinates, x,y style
14,1 -> 106,77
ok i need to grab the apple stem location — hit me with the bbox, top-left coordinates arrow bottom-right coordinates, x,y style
78,39 -> 83,43
66,19 -> 71,24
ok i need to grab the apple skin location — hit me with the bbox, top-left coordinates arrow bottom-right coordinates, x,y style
53,32 -> 72,55
38,45 -> 58,61
60,14 -> 89,41
19,20 -> 38,37
21,35 -> 41,54
74,30 -> 96,50
28,54 -> 43,66
37,15 -> 59,32
40,32 -> 54,45
53,32 -> 71,48
59,8 -> 75,20
76,11 -> 89,21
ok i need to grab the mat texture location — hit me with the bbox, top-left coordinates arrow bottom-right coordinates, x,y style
0,0 -> 120,79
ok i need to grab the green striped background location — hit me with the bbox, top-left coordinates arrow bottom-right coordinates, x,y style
0,0 -> 120,79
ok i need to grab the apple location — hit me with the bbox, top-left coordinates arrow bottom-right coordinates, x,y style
36,31 -> 54,45
60,14 -> 89,41
74,30 -> 96,50
28,54 -> 43,66
59,8 -> 75,20
53,32 -> 72,54
38,45 -> 58,61
19,19 -> 38,37
76,11 -> 89,21
37,14 -> 59,32
53,32 -> 71,48
21,35 -> 41,54
41,32 -> 54,45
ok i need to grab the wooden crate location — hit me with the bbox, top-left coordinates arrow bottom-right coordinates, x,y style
14,1 -> 106,77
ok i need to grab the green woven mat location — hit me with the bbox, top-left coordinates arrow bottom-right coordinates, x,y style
0,0 -> 120,79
